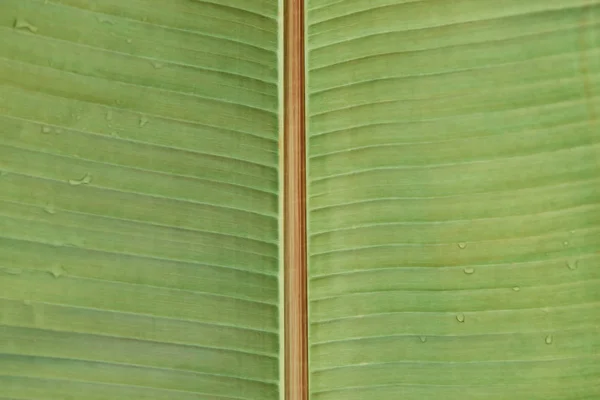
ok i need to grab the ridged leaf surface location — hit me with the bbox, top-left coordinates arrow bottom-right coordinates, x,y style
307,1 -> 600,399
0,1 -> 280,399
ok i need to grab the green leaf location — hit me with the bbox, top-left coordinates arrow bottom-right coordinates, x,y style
4,0 -> 600,398
0,0 -> 280,399
307,1 -> 600,399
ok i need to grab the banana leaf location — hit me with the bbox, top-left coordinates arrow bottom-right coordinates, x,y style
1,0 -> 600,399
307,1 -> 600,399
0,0 -> 280,399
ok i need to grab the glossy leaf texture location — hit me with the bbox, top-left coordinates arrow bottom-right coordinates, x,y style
307,1 -> 600,399
0,1 -> 280,399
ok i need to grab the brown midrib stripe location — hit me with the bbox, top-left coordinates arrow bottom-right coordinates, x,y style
283,0 -> 308,399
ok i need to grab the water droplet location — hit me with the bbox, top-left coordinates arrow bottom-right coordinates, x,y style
545,334 -> 553,345
563,241 -> 569,247
419,336 -> 427,343
458,242 -> 467,249
463,267 -> 474,275
14,18 -> 38,33
41,126 -> 52,134
139,115 -> 149,127
96,16 -> 114,25
456,313 -> 465,323
126,38 -> 132,44
106,110 -> 113,121
512,286 -> 520,292
23,299 -> 32,306
50,265 -> 65,278
566,259 -> 578,271
68,173 -> 92,186
4,268 -> 22,275
152,61 -> 164,69
66,237 -> 85,247
43,204 -> 56,214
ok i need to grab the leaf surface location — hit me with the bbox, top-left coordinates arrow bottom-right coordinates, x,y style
307,1 -> 600,399
0,1 -> 280,399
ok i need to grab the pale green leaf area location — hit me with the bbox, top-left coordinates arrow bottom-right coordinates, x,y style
308,1 -> 600,399
0,0 -> 279,399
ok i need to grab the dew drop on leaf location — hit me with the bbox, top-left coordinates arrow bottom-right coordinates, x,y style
458,242 -> 467,249
50,265 -> 65,278
43,203 -> 56,214
96,16 -> 114,25
139,115 -> 149,127
512,286 -> 520,292
23,299 -> 32,306
456,313 -> 465,323
152,61 -> 164,69
14,18 -> 38,33
566,259 -> 578,271
545,334 -> 553,345
66,237 -> 85,248
42,126 -> 52,134
463,267 -> 474,275
419,336 -> 427,343
68,173 -> 92,186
